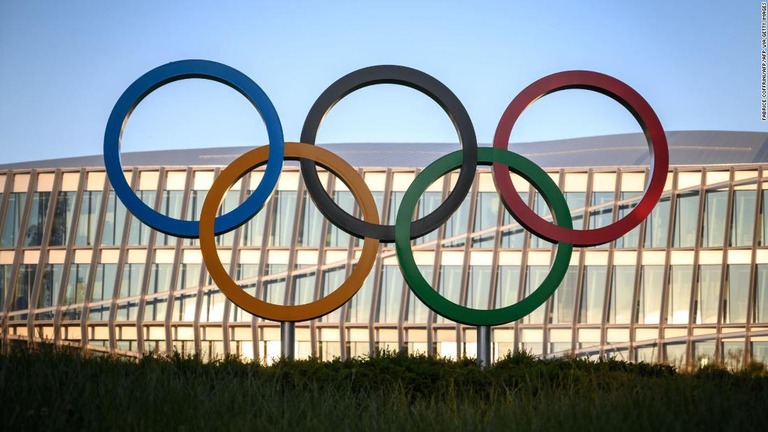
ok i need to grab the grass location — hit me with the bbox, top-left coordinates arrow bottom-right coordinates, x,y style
1,343 -> 767,431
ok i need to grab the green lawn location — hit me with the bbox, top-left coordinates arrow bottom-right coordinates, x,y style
1,344 -> 767,431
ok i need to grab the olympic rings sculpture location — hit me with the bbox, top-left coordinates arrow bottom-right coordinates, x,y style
104,59 -> 668,325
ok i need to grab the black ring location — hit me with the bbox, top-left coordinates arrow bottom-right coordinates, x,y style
299,65 -> 478,242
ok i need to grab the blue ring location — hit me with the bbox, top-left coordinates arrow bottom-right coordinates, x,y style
103,60 -> 284,238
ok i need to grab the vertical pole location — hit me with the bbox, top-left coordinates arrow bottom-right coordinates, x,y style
477,325 -> 491,368
281,321 -> 295,360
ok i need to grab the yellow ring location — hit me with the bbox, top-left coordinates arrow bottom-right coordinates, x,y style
200,142 -> 380,322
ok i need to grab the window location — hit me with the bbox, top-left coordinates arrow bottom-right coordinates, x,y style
75,191 -> 102,246
565,192 -> 586,230
0,265 -> 12,314
62,264 -> 90,320
523,266 -> 548,324
466,266 -> 491,309
472,192 -> 498,248
755,265 -> 768,323
2,192 -> 27,247
442,193 -> 470,248
144,263 -> 173,321
230,264 -> 259,322
499,192 -> 527,248
269,191 -> 297,246
261,264 -> 287,321
11,264 -> 35,319
495,266 -> 520,309
127,191 -> 155,246
318,267 -> 346,322
156,190 -> 183,246
725,265 -> 749,324
326,191 -> 354,247
377,265 -> 403,323
200,289 -> 226,322
50,191 -> 77,246
644,198 -> 671,248
695,265 -> 720,324
588,192 -> 614,231
89,264 -> 117,321
415,191 -> 442,246
529,192 -> 552,249
241,188 -> 267,247
101,190 -> 127,246
346,267 -> 373,323
294,192 -> 322,247
551,266 -> 578,324
637,266 -> 663,324
36,264 -> 64,319
407,266 -> 432,323
25,192 -> 50,246
701,190 -> 727,247
672,192 -> 699,248
435,265 -> 461,324
730,190 -> 756,246
579,266 -> 607,324
667,265 -> 692,324
615,192 -> 642,248
609,266 -> 635,324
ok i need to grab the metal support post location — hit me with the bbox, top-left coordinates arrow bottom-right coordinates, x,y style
477,325 -> 492,369
281,321 -> 295,360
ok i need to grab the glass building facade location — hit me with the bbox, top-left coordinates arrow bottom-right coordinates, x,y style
1,133 -> 768,369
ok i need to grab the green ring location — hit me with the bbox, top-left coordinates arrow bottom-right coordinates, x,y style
395,147 -> 573,326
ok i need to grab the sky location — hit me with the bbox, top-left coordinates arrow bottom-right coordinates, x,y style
0,1 -> 761,164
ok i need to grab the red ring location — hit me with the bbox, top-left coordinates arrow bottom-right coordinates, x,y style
491,70 -> 669,246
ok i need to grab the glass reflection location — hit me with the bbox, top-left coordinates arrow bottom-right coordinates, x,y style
466,265 -> 491,309
346,266 -> 373,323
269,191 -> 297,247
101,190 -> 127,246
2,192 -> 27,247
296,192 -> 323,247
326,191 -> 353,247
156,190 -> 183,246
319,267 -> 344,322
551,266 -> 578,324
472,192 -> 498,248
701,190 -> 727,247
523,266 -> 548,324
644,198 -> 670,248
11,264 -> 35,320
50,191 -> 76,246
128,191 -> 155,246
672,192 -> 699,248
725,265 -> 749,324
415,192 -> 442,246
730,190 -> 756,247
695,265 -> 720,324
667,265 -> 692,324
580,266 -> 606,324
637,266 -> 663,324
62,263 -> 89,320
75,191 -> 102,246
499,192 -> 527,248
408,265 -> 432,323
609,266 -> 634,324
495,266 -> 520,309
756,265 -> 768,323
25,192 -> 50,247
615,192 -> 641,248
377,265 -> 402,323
36,264 -> 63,320
90,263 -> 116,320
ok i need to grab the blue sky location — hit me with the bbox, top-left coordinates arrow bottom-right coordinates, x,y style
0,1 -> 760,164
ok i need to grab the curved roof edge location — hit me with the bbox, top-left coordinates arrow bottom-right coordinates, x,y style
1,130 -> 767,170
